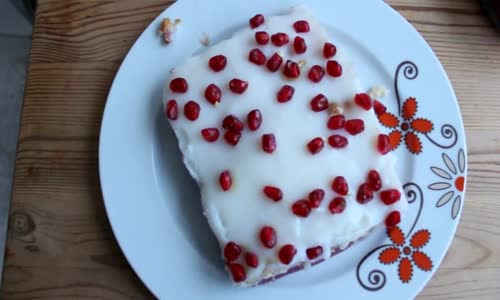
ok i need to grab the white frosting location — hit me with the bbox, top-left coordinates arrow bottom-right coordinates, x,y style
163,6 -> 408,286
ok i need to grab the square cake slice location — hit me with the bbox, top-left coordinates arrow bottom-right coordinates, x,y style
162,5 -> 408,286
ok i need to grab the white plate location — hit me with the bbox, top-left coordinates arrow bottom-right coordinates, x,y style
99,0 -> 467,299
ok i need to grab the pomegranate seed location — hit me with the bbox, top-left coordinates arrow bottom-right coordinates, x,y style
208,55 -> 227,72
367,170 -> 382,191
260,226 -> 277,248
291,199 -> 311,218
326,60 -> 343,77
380,189 -> 402,205
323,42 -> 337,58
310,94 -> 329,112
374,100 -> 387,116
306,246 -> 323,260
308,65 -> 325,83
267,53 -> 283,72
308,189 -> 325,208
293,20 -> 310,33
184,101 -> 200,121
278,244 -> 297,265
205,84 -> 221,105
329,197 -> 346,214
228,263 -> 246,282
307,137 -> 324,155
271,32 -> 289,46
249,48 -> 267,65
201,128 -> 220,142
386,211 -> 401,228
245,252 -> 259,268
247,110 -> 262,131
327,115 -> 345,130
255,31 -> 269,45
229,79 -> 249,94
354,93 -> 373,110
170,78 -> 188,93
283,60 -> 300,78
249,14 -> 265,29
357,183 -> 374,204
223,115 -> 244,132
224,242 -> 241,262
219,171 -> 232,191
332,176 -> 348,196
293,36 -> 307,54
263,186 -> 283,202
262,134 -> 277,153
345,119 -> 365,135
377,134 -> 391,155
224,130 -> 241,146
328,135 -> 349,149
165,99 -> 178,120
277,85 -> 295,103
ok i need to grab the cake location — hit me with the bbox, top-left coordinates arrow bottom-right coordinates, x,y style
162,5 -> 408,286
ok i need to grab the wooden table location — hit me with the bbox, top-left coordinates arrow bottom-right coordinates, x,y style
1,0 -> 499,299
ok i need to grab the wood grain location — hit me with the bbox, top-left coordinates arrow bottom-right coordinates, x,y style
1,0 -> 499,299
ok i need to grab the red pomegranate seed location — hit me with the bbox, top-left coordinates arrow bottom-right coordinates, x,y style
223,115 -> 244,132
262,134 -> 277,153
228,263 -> 246,282
249,48 -> 267,65
386,211 -> 401,228
170,78 -> 188,93
267,53 -> 283,72
329,197 -> 346,214
184,101 -> 200,121
271,32 -> 289,46
291,199 -> 311,218
293,20 -> 310,33
247,109 -> 262,131
327,115 -> 345,130
279,244 -> 297,265
263,186 -> 283,202
326,60 -> 343,77
328,135 -> 349,149
367,170 -> 382,191
308,65 -> 325,83
249,14 -> 265,29
345,119 -> 365,135
229,79 -> 249,94
293,36 -> 307,54
307,137 -> 324,155
201,128 -> 220,142
377,134 -> 391,155
255,31 -> 269,45
354,93 -> 373,110
219,171 -> 232,191
374,100 -> 387,116
306,246 -> 323,260
224,130 -> 241,146
380,189 -> 402,205
310,94 -> 329,112
323,42 -> 337,58
283,60 -> 300,78
165,99 -> 178,120
245,252 -> 259,268
260,226 -> 277,248
277,85 -> 295,103
356,183 -> 374,204
308,189 -> 325,208
205,84 -> 221,105
208,55 -> 227,72
224,242 -> 241,262
332,176 -> 348,196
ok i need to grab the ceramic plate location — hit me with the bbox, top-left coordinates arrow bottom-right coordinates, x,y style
99,0 -> 467,299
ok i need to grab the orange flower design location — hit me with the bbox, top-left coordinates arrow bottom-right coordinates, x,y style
378,97 -> 434,154
378,226 -> 433,283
